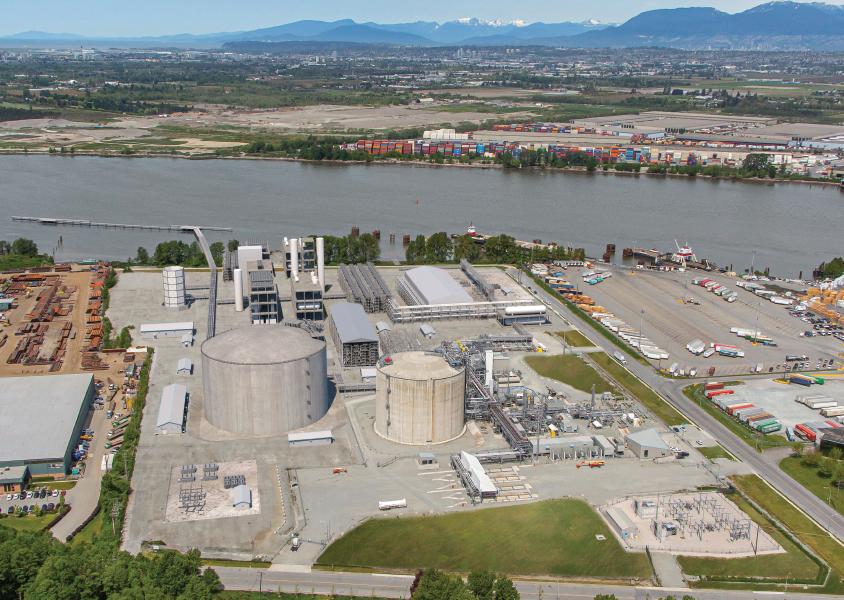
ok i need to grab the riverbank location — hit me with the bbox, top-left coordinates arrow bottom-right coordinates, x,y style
1,148 -> 842,189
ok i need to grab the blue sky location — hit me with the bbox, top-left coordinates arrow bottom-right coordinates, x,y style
3,0 -> 842,36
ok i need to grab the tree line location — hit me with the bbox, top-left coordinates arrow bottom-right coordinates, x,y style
407,233 -> 585,265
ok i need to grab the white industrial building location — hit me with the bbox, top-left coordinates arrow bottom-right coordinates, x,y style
398,266 -> 473,306
287,430 -> 334,447
626,428 -> 671,459
162,266 -> 186,308
176,358 -> 193,375
459,451 -> 497,499
232,484 -> 252,509
156,383 -> 187,434
140,322 -> 194,339
236,245 -> 264,292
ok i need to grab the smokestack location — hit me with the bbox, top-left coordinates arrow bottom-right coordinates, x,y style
233,268 -> 244,312
316,236 -> 325,291
290,237 -> 299,281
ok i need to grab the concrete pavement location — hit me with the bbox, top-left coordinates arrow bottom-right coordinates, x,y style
516,269 -> 844,545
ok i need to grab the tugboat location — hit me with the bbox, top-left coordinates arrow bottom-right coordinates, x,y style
672,240 -> 697,266
467,222 -> 478,237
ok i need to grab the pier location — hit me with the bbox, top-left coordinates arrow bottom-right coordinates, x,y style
11,216 -> 232,233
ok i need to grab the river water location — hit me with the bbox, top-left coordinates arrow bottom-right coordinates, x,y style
0,155 -> 839,277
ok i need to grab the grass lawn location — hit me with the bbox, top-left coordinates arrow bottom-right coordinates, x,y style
0,254 -> 50,271
683,385 -> 789,451
0,512 -> 55,533
780,456 -> 844,517
553,329 -> 595,348
591,352 -> 687,427
678,490 -> 821,587
317,499 -> 653,580
202,558 -> 272,569
525,354 -> 613,394
71,510 -> 105,546
729,475 -> 844,593
697,445 -> 736,461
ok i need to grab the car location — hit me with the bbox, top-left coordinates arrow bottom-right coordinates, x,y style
4,494 -> 10,501
21,505 -> 28,513
47,503 -> 55,511
40,489 -> 47,499
695,440 -> 704,446
41,504 -> 48,512
60,490 -> 66,497
52,489 -> 59,497
6,506 -> 13,514
29,505 -> 35,512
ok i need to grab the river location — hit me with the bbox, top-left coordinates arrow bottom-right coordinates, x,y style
0,155 -> 839,277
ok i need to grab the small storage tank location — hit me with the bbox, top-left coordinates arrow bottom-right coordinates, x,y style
201,325 -> 328,436
375,351 -> 465,445
162,266 -> 186,308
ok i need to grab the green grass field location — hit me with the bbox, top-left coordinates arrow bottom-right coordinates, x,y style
591,353 -> 687,427
317,499 -> 653,580
780,456 -> 844,517
524,354 -> 613,394
0,512 -> 55,533
553,329 -> 595,348
728,475 -> 844,593
697,445 -> 736,461
70,510 -> 105,546
678,490 -> 821,586
683,385 -> 789,451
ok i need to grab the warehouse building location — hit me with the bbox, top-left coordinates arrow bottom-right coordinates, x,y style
0,373 -> 94,477
626,428 -> 671,459
398,266 -> 473,306
328,302 -> 379,367
156,383 -> 187,434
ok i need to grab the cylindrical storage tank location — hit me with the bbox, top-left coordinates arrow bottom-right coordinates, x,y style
375,351 -> 465,445
233,268 -> 244,312
201,325 -> 329,436
162,266 -> 186,308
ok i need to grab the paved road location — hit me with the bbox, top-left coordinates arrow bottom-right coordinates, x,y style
215,566 -> 839,600
514,269 -> 844,544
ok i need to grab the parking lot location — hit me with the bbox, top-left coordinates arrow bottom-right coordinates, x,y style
579,267 -> 841,376
0,486 -> 65,516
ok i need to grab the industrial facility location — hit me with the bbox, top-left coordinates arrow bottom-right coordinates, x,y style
328,302 -> 379,367
200,325 -> 329,436
0,373 -> 94,477
162,266 -> 186,308
375,351 -> 466,445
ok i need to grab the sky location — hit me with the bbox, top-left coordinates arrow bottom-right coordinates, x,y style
2,0 -> 843,37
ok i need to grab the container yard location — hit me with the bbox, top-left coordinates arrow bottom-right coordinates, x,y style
566,265 -> 839,376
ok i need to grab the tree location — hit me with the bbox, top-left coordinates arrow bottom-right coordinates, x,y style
425,232 -> 452,263
227,239 -> 240,253
492,575 -> 519,600
468,570 -> 496,600
412,570 -> 474,600
406,235 -> 427,264
136,247 -> 150,264
790,441 -> 805,458
209,241 -> 225,266
11,237 -> 38,257
453,235 -> 481,262
742,153 -> 773,176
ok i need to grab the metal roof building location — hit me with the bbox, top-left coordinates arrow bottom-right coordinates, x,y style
176,358 -> 193,375
232,484 -> 252,509
626,428 -> 671,460
398,266 -> 473,306
328,302 -> 379,367
156,383 -> 187,434
140,322 -> 194,339
0,373 -> 94,476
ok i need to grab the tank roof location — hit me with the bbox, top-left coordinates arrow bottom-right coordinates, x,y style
201,325 -> 324,364
378,351 -> 462,380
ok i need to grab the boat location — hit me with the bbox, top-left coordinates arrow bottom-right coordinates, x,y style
672,240 -> 698,266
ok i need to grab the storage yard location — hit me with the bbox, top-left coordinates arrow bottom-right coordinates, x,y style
563,265 -> 840,376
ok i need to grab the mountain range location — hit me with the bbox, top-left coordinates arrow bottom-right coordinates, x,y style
4,2 -> 844,50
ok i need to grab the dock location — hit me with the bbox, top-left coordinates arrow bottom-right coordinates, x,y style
11,216 -> 232,233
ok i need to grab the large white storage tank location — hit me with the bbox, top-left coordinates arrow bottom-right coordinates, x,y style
162,266 -> 186,308
201,325 -> 329,436
375,351 -> 465,445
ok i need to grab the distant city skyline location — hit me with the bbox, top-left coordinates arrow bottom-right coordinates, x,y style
4,0 -> 844,37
